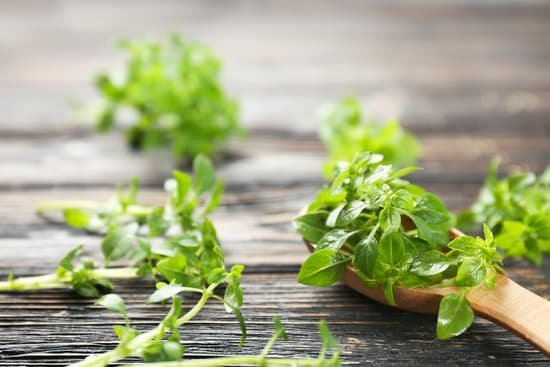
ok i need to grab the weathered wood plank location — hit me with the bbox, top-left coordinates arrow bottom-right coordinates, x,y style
0,134 -> 547,188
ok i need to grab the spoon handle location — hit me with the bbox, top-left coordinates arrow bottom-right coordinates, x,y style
468,276 -> 550,357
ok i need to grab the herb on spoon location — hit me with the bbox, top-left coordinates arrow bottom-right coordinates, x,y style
294,152 -> 503,339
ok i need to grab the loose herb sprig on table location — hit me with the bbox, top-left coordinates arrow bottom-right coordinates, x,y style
93,34 -> 244,160
1,155 -> 248,366
319,96 -> 420,178
458,161 -> 550,265
71,271 -> 244,367
92,306 -> 340,367
4,155 -> 226,295
294,152 -> 503,339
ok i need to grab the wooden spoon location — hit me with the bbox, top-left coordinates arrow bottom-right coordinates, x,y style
303,228 -> 550,356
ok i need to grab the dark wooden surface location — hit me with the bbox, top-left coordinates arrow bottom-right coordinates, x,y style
1,1 -> 549,365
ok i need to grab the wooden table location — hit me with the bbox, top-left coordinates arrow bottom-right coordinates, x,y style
0,1 -> 549,365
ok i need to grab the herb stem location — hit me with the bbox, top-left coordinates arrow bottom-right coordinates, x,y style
120,356 -> 324,367
0,267 -> 139,292
36,200 -> 100,214
260,331 -> 279,358
36,201 -> 152,218
176,282 -> 218,327
0,273 -> 66,291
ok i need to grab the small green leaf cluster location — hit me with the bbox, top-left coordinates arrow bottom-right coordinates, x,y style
294,152 -> 503,339
94,34 -> 244,159
56,244 -> 114,297
32,155 -> 233,296
458,161 -> 550,265
319,96 -> 420,178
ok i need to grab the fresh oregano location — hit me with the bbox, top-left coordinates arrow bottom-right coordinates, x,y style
294,152 -> 503,339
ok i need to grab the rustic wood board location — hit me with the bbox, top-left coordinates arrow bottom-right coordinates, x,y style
0,0 -> 549,366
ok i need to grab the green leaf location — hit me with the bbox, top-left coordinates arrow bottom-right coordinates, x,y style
317,229 -> 359,250
155,254 -> 187,284
146,207 -> 170,237
408,213 -> 449,248
227,303 -> 247,347
448,236 -> 481,253
529,214 -> 550,240
62,209 -> 91,229
293,212 -> 329,243
113,325 -> 138,343
364,165 -> 393,185
437,293 -> 474,340
392,189 -> 415,211
71,268 -> 113,298
319,320 -> 338,351
147,284 -> 185,303
118,176 -> 139,209
224,277 -> 243,312
309,188 -> 347,212
58,244 -> 84,272
273,316 -> 288,341
410,251 -> 452,276
408,193 -> 452,246
335,200 -> 368,226
204,179 -> 224,214
378,232 -> 404,266
96,293 -> 127,318
193,155 -> 216,194
391,166 -> 422,179
483,223 -> 494,245
222,265 -> 247,347
325,203 -> 345,228
379,206 -> 401,233
143,341 -> 184,362
102,223 -> 139,263
297,248 -> 350,287
455,257 -> 486,287
172,170 -> 192,204
353,227 -> 378,279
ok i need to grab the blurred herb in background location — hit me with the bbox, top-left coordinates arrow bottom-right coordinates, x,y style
319,96 -> 420,178
458,160 -> 550,265
94,34 -> 244,160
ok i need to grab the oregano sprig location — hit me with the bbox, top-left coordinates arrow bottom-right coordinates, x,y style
93,34 -> 244,160
89,304 -> 340,367
3,155 -> 227,293
294,152 -> 503,339
319,96 -> 420,178
1,155 -> 250,366
458,160 -> 549,265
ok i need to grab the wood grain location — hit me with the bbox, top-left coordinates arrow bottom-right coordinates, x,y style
0,0 -> 549,365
